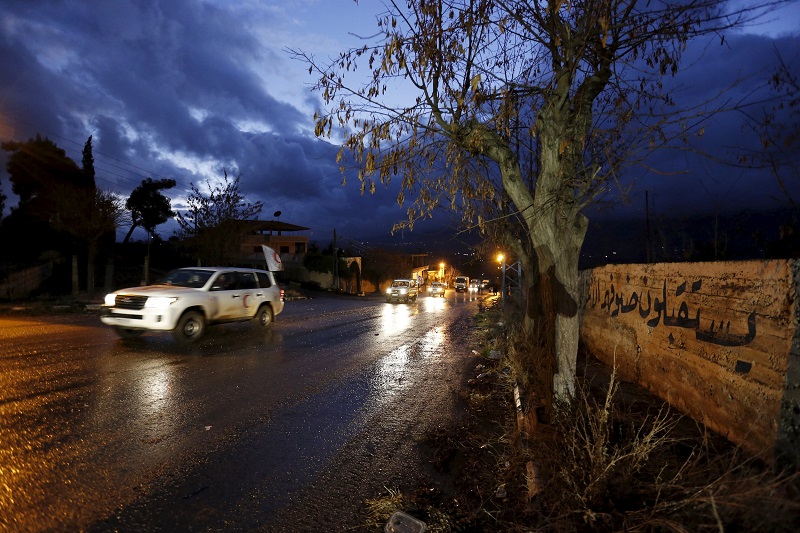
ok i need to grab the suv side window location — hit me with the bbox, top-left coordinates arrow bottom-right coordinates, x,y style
239,272 -> 257,289
211,272 -> 238,291
256,272 -> 272,288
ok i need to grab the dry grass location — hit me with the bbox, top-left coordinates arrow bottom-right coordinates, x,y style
500,322 -> 800,532
360,303 -> 800,531
363,486 -> 459,532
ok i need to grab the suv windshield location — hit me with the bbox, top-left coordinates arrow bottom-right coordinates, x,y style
392,281 -> 410,287
158,269 -> 214,288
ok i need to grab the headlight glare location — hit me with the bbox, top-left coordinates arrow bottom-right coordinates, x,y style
104,294 -> 116,306
145,297 -> 179,309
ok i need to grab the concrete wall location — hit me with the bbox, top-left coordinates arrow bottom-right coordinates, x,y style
0,262 -> 54,300
579,260 -> 799,462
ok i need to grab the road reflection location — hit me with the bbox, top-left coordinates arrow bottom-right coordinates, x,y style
452,290 -> 483,303
375,344 -> 411,401
420,295 -> 447,312
374,298 -> 447,405
379,303 -> 413,336
417,326 -> 445,356
139,367 -> 172,419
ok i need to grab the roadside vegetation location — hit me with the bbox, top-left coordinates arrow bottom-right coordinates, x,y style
364,302 -> 800,532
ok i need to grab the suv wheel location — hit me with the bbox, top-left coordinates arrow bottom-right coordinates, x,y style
252,305 -> 274,328
173,311 -> 206,344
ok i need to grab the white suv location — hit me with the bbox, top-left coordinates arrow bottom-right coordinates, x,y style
385,279 -> 418,303
428,282 -> 446,297
100,267 -> 284,343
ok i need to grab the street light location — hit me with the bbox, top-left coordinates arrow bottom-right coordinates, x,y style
497,253 -> 506,301
495,252 -> 522,304
439,262 -> 445,282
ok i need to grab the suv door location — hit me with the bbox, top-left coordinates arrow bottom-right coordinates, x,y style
210,271 -> 247,320
236,271 -> 262,316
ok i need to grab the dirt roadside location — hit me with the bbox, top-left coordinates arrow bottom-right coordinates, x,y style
366,301 -> 800,532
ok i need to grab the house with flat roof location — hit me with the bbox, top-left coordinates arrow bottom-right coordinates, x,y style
238,219 -> 310,272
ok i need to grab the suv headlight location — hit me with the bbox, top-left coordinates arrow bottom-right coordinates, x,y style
104,294 -> 117,306
144,297 -> 179,309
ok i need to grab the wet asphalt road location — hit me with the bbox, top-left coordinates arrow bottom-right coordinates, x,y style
0,290 -> 491,532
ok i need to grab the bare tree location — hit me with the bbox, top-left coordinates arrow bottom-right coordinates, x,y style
297,0 -> 780,407
175,171 -> 263,266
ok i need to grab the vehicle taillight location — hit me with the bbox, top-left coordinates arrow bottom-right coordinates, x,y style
280,289 -> 285,301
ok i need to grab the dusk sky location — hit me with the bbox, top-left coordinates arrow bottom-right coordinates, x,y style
1,0 -> 799,250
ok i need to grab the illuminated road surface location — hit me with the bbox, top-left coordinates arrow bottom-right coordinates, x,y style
0,290 -> 489,531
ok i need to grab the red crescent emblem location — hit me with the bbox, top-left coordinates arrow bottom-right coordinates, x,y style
243,294 -> 250,308
273,250 -> 281,263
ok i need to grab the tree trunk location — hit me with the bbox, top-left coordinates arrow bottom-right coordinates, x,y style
466,119 -> 587,409
104,256 -> 114,293
522,105 -> 588,405
71,255 -> 79,298
86,241 -> 97,300
143,255 -> 150,285
518,213 -> 585,418
121,223 -> 137,244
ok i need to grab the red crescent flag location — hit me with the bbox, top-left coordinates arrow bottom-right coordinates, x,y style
262,245 -> 283,271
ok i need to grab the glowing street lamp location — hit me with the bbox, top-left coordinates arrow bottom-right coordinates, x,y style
495,252 -> 522,304
498,253 -> 506,301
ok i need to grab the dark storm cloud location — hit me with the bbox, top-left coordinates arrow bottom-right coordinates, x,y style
63,1 -> 305,156
597,28 -> 800,222
0,0 -> 420,242
1,1 -> 797,245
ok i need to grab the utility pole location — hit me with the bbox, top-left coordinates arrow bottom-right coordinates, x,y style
500,255 -> 506,304
645,190 -> 651,263
333,228 -> 338,291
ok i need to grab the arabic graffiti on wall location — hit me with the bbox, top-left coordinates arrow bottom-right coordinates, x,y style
586,275 -> 756,348
579,260 -> 797,461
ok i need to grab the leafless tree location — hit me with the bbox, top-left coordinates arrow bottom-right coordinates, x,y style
175,171 -> 263,266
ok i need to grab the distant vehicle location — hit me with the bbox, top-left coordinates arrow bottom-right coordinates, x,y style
385,279 -> 419,303
454,276 -> 469,292
481,279 -> 490,290
469,279 -> 480,292
100,266 -> 285,343
428,282 -> 446,297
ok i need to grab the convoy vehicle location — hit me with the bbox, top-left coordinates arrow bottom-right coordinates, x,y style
469,279 -> 480,291
385,279 -> 418,303
428,282 -> 446,297
100,266 -> 284,343
454,276 -> 469,292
